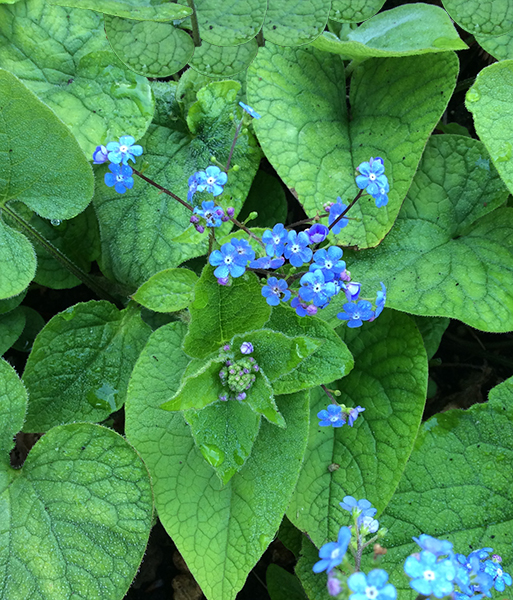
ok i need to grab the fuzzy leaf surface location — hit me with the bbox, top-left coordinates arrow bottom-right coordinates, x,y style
132,268 -> 198,313
190,39 -> 258,77
48,0 -> 192,21
263,0 -> 330,47
329,0 -> 385,23
0,308 -> 25,356
442,0 -> 513,36
0,359 -> 27,464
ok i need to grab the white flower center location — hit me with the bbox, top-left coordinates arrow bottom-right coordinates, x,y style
313,284 -> 322,292
207,176 -> 216,185
115,175 -> 123,182
291,244 -> 299,252
119,145 -> 128,153
325,260 -> 333,269
331,548 -> 341,559
224,256 -> 233,265
497,568 -> 503,577
365,585 -> 379,599
369,173 -> 376,181
423,569 -> 436,582
330,415 -> 338,422
352,312 -> 361,320
273,235 -> 280,244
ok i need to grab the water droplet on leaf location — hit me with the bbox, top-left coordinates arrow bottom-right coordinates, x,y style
466,88 -> 480,103
199,443 -> 225,467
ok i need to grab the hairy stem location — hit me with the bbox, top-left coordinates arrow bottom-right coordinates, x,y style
132,169 -> 193,211
328,189 -> 364,232
186,0 -> 201,47
225,120 -> 243,173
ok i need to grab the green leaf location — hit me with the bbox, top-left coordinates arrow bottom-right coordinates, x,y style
312,4 -> 467,58
0,358 -> 27,463
247,44 -> 458,248
329,0 -> 385,23
244,368 -> 284,426
238,170 -> 288,228
185,401 -> 261,484
22,301 -> 151,431
0,224 -> 36,300
183,268 -> 271,358
277,515 -> 303,557
0,0 -> 154,156
192,0 -> 267,46
267,564 -> 308,600
12,306 -> 45,353
466,60 -> 513,195
94,80 -> 261,289
132,268 -> 198,313
0,290 -> 27,316
105,15 -> 194,77
0,308 -> 26,355
373,376 -> 513,597
345,135 -> 513,332
190,38 -> 259,77
412,316 -> 450,361
287,310 -> 427,547
264,0 -> 330,47
0,423 -> 153,600
265,305 -> 354,395
48,0 -> 192,21
125,320 -> 310,600
476,31 -> 513,60
441,0 -> 513,36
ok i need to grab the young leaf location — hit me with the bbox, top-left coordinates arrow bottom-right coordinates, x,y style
264,0 -> 330,47
132,268 -> 199,313
23,301 -> 151,431
345,135 -> 513,332
247,44 -> 458,249
287,310 -> 427,547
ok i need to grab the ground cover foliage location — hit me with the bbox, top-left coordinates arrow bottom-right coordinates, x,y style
0,0 -> 513,599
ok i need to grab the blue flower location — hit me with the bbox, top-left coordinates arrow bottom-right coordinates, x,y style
375,282 -> 387,317
328,197 -> 349,234
203,165 -> 228,197
355,157 -> 387,196
104,163 -> 134,194
360,516 -> 380,534
188,171 -> 207,202
340,497 -> 377,520
348,406 -> 365,427
306,224 -> 329,244
231,238 -> 256,265
249,256 -> 285,269
291,297 -> 317,317
240,342 -> 253,355
313,526 -> 351,573
372,177 -> 390,208
337,300 -> 374,328
209,242 -> 247,279
284,230 -> 313,268
413,535 -> 453,557
193,200 -> 224,228
106,135 -> 143,165
262,223 -> 288,258
92,145 -> 109,164
404,551 -> 456,598
239,101 -> 261,119
484,560 -> 512,592
348,569 -> 397,600
343,281 -> 361,302
261,277 -> 291,306
310,246 -> 346,282
299,270 -> 338,307
317,404 -> 346,427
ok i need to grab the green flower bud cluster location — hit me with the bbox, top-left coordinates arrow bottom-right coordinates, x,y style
218,343 -> 259,402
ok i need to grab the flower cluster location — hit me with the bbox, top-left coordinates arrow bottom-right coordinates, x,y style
317,404 -> 365,429
218,342 -> 260,402
355,157 -> 390,208
93,135 -> 143,194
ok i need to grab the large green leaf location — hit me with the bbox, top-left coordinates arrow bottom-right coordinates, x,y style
344,135 -> 513,332
190,39 -> 259,77
441,0 -> 513,36
263,0 -> 330,47
0,422 -> 153,600
466,60 -> 513,196
0,359 -> 27,464
312,4 -> 467,58
94,80 -> 261,289
132,268 -> 198,313
329,0 -> 385,23
476,31 -> 513,60
0,69 -> 94,299
126,321 -> 310,600
0,0 -> 154,156
48,0 -> 192,21
247,44 -> 458,248
104,15 -> 194,77
287,310 -> 427,547
372,376 -> 513,598
22,301 -> 151,431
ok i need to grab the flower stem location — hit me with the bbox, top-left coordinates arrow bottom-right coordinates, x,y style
229,216 -> 266,249
1,204 -> 123,307
225,119 -> 243,173
328,189 -> 364,232
186,0 -> 201,47
321,384 -> 338,404
132,169 -> 193,211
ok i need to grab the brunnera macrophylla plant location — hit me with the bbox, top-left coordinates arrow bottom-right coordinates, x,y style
1,2 -> 513,600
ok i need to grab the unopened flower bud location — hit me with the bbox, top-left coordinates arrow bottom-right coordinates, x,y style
227,207 -> 235,217
190,215 -> 199,224
240,342 -> 253,355
196,224 -> 205,234
217,277 -> 229,286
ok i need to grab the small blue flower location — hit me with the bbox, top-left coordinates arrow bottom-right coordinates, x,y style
306,224 -> 329,244
310,246 -> 346,282
106,135 -> 143,165
484,560 -> 512,592
360,516 -> 380,534
313,526 -> 351,573
348,569 -> 397,600
92,145 -> 109,164
240,342 -> 253,355
317,404 -> 346,428
348,406 -> 365,427
337,300 -> 374,328
239,101 -> 261,119
404,551 -> 456,598
203,165 -> 228,197
299,269 -> 338,307
413,535 -> 453,557
188,171 -> 207,202
193,200 -> 224,228
340,496 -> 377,520
375,282 -> 387,317
291,297 -> 317,317
231,238 -> 256,265
355,157 -> 387,196
249,256 -> 285,269
262,223 -> 288,258
328,197 -> 349,234
209,242 -> 247,279
104,163 -> 134,194
261,277 -> 291,306
284,230 -> 313,268
372,177 -> 390,208
343,281 -> 361,302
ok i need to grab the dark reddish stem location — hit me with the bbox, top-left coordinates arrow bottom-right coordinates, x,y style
328,190 -> 364,232
132,169 -> 193,211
